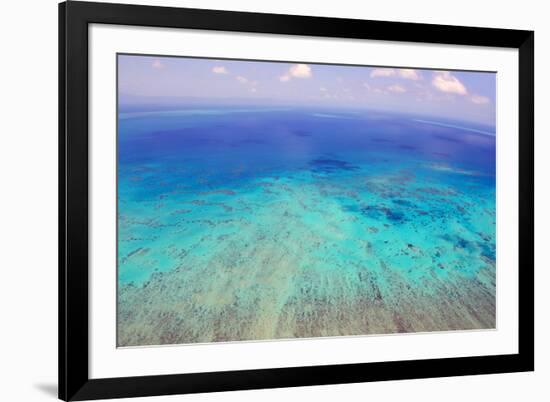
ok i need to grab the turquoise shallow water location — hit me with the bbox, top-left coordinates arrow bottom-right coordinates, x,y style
117,107 -> 496,346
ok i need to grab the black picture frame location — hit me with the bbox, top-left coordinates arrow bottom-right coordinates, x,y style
59,1 -> 534,400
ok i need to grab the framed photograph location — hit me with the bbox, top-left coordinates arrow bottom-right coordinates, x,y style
59,1 -> 534,400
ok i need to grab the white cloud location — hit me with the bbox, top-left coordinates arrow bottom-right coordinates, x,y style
432,71 -> 468,95
398,69 -> 421,80
212,66 -> 228,74
279,75 -> 291,82
320,87 -> 328,92
236,76 -> 248,84
370,68 -> 395,78
289,64 -> 312,78
152,60 -> 164,69
280,64 -> 312,82
471,94 -> 490,104
370,68 -> 422,81
387,84 -> 406,93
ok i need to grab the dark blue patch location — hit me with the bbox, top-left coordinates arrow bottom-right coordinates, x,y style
386,210 -> 405,222
456,237 -> 469,249
351,204 -> 408,224
398,145 -> 417,151
392,199 -> 415,208
292,130 -> 311,138
477,241 -> 496,262
309,158 -> 359,173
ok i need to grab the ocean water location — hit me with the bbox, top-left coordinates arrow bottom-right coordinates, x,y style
117,107 -> 496,346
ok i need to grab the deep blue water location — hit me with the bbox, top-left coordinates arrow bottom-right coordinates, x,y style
118,108 -> 495,200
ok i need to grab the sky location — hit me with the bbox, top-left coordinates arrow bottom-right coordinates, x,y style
118,54 -> 496,126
